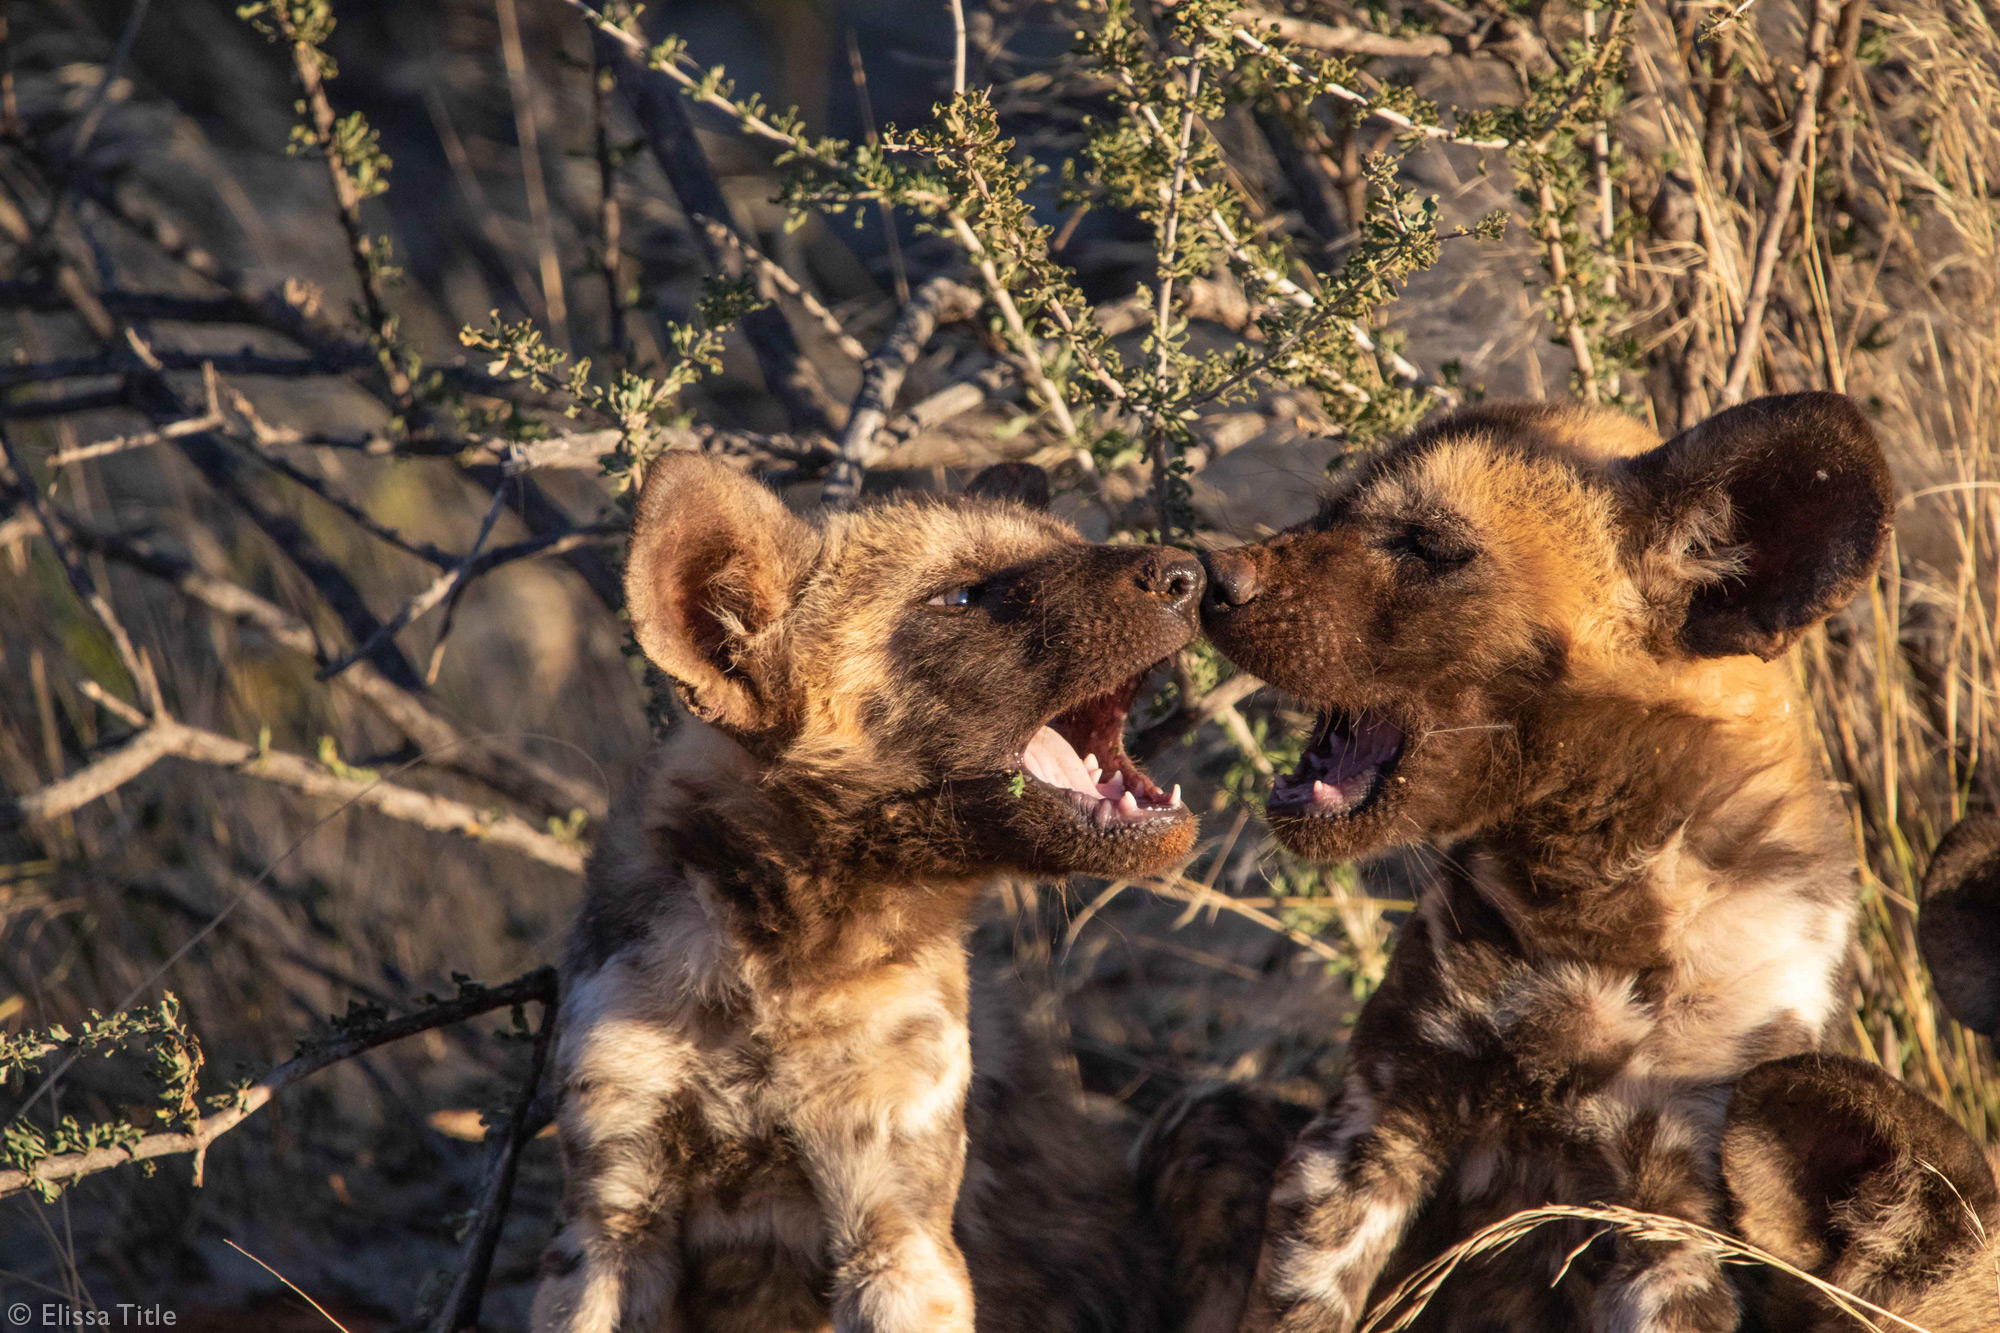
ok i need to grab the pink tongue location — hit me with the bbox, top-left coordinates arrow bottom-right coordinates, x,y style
1022,726 -> 1098,794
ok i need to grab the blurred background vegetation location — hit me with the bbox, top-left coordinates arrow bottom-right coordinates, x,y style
0,0 -> 1995,1326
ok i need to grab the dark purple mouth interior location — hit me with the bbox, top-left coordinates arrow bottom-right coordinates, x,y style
1270,710 -> 1405,816
1019,667 -> 1185,827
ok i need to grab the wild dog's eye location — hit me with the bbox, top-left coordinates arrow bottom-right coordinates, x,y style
1390,522 -> 1475,572
926,584 -> 977,609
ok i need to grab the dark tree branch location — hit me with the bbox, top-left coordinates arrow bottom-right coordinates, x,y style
428,1002 -> 559,1333
591,23 -> 844,436
0,970 -> 559,1200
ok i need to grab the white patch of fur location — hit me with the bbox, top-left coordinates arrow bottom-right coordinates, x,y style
848,1227 -> 975,1333
1273,1200 -> 1403,1311
1597,1244 -> 1727,1333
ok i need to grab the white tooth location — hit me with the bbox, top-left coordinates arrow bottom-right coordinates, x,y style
1084,753 -> 1101,775
1119,791 -> 1140,816
1170,784 -> 1183,808
1313,781 -> 1334,802
1108,772 -> 1126,797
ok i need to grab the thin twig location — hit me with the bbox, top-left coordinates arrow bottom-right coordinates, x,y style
0,970 -> 558,1200
495,0 -> 568,347
591,46 -> 630,366
0,425 -> 164,716
948,0 -> 968,96
1234,10 -> 1454,58
590,21 -> 842,434
1228,25 -> 1510,148
268,8 -> 410,401
699,217 -> 871,363
223,1242 -> 354,1333
47,368 -> 224,466
1146,65 -> 1203,540
844,30 -> 910,304
823,276 -> 983,508
318,478 -> 513,682
1721,0 -> 1837,403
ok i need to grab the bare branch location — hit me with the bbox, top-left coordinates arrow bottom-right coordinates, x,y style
0,719 -> 588,872
0,969 -> 558,1200
822,276 -> 983,509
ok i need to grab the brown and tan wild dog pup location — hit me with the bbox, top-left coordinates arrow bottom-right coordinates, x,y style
1719,812 -> 2000,1333
1141,393 -> 1894,1333
532,456 -> 1201,1333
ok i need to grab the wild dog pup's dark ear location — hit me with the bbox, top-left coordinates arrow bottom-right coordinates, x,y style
1622,392 -> 1893,660
1721,1054 -> 1998,1276
964,461 -> 1052,509
1921,813 -> 2000,1038
624,453 -> 817,731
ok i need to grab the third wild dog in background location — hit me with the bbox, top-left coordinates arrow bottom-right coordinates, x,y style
534,458 -> 1197,1333
1718,811 -> 2000,1332
1143,394 -> 1893,1332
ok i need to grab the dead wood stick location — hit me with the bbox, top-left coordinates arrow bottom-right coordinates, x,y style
0,719 -> 588,872
1721,0 -> 1837,404
822,276 -> 983,509
0,969 -> 557,1200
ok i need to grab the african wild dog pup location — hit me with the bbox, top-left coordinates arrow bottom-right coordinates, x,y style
1719,812 -> 2000,1332
1142,394 -> 1893,1332
533,455 -> 1201,1333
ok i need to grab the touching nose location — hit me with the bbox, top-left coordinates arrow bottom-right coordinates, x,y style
1137,550 -> 1205,615
1202,547 -> 1261,610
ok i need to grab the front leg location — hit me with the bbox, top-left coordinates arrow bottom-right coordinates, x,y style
532,1053 -> 691,1332
1590,1104 -> 1738,1333
1242,1080 -> 1458,1333
805,1121 -> 976,1333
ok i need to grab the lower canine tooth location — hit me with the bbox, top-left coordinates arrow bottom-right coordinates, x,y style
1170,784 -> 1182,808
1118,791 -> 1140,815
1313,780 -> 1334,801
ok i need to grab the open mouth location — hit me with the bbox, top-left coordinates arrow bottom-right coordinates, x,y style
1018,667 -> 1185,829
1270,709 -> 1405,817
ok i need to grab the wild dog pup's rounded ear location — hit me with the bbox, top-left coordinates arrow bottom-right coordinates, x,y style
963,461 -> 1052,509
624,453 -> 816,731
1921,813 -> 2000,1039
1622,392 -> 1892,660
1721,1053 -> 1998,1274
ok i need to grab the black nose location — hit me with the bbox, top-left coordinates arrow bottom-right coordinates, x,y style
1202,547 -> 1261,610
1137,550 -> 1204,615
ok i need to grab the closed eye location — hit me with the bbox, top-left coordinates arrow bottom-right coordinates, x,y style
1387,522 -> 1476,572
